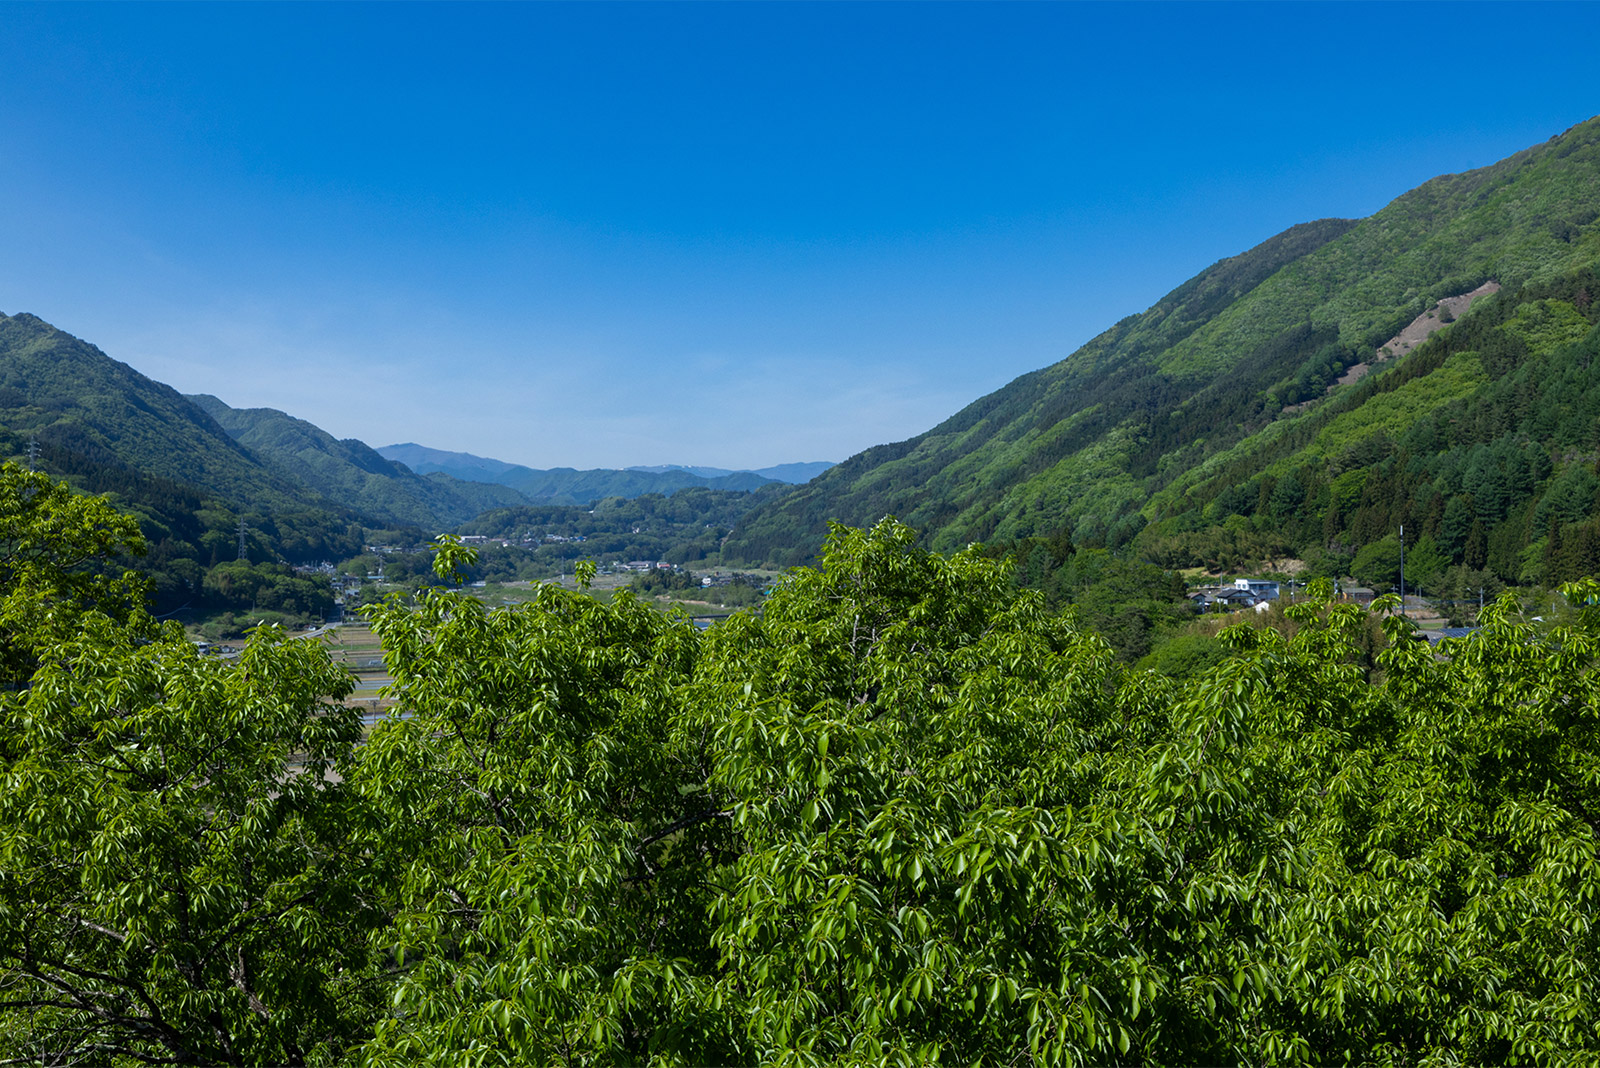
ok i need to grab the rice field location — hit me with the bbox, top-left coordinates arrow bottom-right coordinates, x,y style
320,622 -> 395,728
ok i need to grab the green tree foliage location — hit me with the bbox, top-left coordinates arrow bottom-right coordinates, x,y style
0,628 -> 372,1065
628,566 -> 701,594
0,472 -> 374,1064
1352,536 -> 1403,588
203,560 -> 336,619
0,461 -> 150,688
353,522 -> 1600,1064
7,485 -> 1600,1064
354,537 -> 709,1062
1137,631 -> 1232,679
984,536 -> 1192,661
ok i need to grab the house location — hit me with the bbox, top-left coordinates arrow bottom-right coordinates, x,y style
1189,586 -> 1260,610
1233,578 -> 1280,601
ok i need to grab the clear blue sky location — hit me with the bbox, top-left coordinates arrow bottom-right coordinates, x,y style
1,2 -> 1596,471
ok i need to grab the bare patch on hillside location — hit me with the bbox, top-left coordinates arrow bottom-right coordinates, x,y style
1370,280 -> 1501,364
1285,281 -> 1500,411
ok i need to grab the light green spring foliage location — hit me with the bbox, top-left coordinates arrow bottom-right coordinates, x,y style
0,461 -> 150,688
0,464 -> 372,1065
4,483 -> 1600,1065
356,535 -> 704,1065
358,522 -> 1600,1066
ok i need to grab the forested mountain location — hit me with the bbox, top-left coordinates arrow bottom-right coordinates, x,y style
0,312 -> 315,512
379,441 -> 792,501
375,442 -> 526,483
0,314 -> 376,616
188,394 -> 532,528
458,482 -> 794,567
725,117 -> 1600,581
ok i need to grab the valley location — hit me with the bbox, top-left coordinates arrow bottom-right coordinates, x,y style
5,52 -> 1600,1061
5,118 -> 1600,667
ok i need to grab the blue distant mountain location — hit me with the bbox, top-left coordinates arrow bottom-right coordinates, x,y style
379,443 -> 834,505
626,462 -> 835,483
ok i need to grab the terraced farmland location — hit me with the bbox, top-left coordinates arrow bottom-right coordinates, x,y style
321,622 -> 393,727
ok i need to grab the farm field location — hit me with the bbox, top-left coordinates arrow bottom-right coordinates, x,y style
320,622 -> 393,726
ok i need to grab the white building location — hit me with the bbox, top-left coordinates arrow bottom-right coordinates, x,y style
1234,578 -> 1281,601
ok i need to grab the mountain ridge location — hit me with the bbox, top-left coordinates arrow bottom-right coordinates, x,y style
376,442 -> 821,503
0,312 -> 325,514
724,116 -> 1600,572
186,395 -> 534,529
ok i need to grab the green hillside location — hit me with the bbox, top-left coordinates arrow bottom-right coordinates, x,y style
725,117 -> 1600,574
0,313 -> 313,511
188,394 -> 531,528
1139,265 -> 1600,590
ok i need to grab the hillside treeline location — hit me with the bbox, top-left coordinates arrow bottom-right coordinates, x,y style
3,473 -> 1597,1065
458,483 -> 791,566
1139,268 -> 1600,586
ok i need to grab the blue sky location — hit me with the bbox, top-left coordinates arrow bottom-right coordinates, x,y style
1,2 -> 1597,471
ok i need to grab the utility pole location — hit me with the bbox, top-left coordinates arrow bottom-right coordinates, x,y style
24,438 -> 39,472
237,518 -> 249,562
1399,524 -> 1406,617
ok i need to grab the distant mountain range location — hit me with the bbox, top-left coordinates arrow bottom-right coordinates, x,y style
0,310 -> 827,537
624,462 -> 835,483
377,443 -> 832,504
725,116 -> 1600,591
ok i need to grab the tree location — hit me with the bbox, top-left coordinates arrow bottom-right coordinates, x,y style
0,461 -> 149,689
1404,533 -> 1448,592
354,538 -> 709,1064
1351,535 -> 1403,588
0,471 -> 376,1065
356,520 -> 1144,1064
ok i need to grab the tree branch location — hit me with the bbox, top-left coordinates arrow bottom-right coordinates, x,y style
640,806 -> 732,849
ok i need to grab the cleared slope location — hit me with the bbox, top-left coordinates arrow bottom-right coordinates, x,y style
1134,263 -> 1600,589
